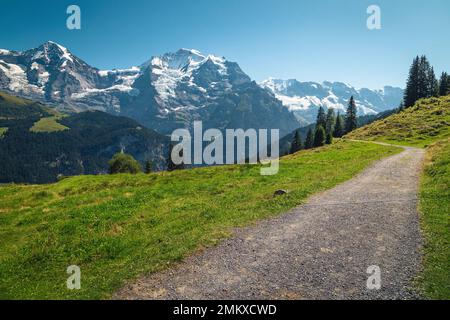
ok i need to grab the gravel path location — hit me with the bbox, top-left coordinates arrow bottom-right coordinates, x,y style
115,145 -> 425,300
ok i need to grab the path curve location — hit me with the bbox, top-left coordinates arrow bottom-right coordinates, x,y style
115,144 -> 425,300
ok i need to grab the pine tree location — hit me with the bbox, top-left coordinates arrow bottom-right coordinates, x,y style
144,160 -> 152,174
316,106 -> 327,129
439,72 -> 449,96
290,130 -> 302,154
325,108 -> 335,137
428,66 -> 439,97
417,56 -> 430,99
345,96 -> 358,133
333,112 -> 344,138
325,132 -> 333,145
404,55 -> 438,106
305,128 -> 314,149
313,125 -> 326,147
404,56 -> 420,107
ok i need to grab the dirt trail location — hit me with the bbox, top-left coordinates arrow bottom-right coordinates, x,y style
115,145 -> 425,300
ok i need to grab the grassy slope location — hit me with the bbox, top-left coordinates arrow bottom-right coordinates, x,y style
0,91 -> 68,133
418,138 -> 450,299
346,96 -> 450,299
0,127 -> 7,138
0,140 -> 400,299
30,116 -> 69,133
346,95 -> 450,147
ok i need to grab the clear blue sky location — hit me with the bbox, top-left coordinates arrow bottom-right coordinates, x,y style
1,0 -> 449,89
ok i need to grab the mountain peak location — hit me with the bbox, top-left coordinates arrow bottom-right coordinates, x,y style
259,77 -> 404,124
22,41 -> 75,68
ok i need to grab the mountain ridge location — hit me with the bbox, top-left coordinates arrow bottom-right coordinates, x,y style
260,78 -> 404,125
1,41 -> 400,135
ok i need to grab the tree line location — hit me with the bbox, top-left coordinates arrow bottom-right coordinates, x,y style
403,55 -> 450,108
289,96 -> 358,154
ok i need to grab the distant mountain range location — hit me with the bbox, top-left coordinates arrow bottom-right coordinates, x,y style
0,41 -> 403,135
0,41 -> 298,137
260,78 -> 403,126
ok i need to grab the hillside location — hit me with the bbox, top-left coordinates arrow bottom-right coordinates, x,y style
0,92 -> 169,183
0,140 -> 400,299
418,138 -> 450,299
345,95 -> 450,147
344,94 -> 450,299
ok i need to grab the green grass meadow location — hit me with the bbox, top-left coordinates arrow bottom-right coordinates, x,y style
0,140 -> 400,299
346,96 -> 450,148
417,138 -> 450,299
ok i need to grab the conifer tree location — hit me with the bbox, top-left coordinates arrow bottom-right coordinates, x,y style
439,72 -> 449,96
417,56 -> 431,99
313,125 -> 326,147
429,67 -> 439,97
144,160 -> 152,174
345,96 -> 358,133
333,112 -> 344,138
404,55 -> 438,106
404,56 -> 420,107
316,106 -> 327,129
325,132 -> 333,145
290,130 -> 303,154
305,128 -> 314,149
325,108 -> 335,137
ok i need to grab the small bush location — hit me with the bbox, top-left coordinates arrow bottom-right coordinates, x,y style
108,153 -> 142,174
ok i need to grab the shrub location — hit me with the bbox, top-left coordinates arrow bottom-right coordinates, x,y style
108,153 -> 142,174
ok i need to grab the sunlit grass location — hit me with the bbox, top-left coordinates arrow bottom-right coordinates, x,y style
0,140 -> 400,299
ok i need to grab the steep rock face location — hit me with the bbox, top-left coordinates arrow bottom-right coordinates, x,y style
121,49 -> 298,136
0,44 -> 299,136
260,78 -> 403,125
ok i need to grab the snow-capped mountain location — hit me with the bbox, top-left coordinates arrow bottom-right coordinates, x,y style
260,78 -> 404,125
0,42 -> 299,136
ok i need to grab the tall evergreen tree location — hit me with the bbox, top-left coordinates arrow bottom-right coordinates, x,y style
305,128 -> 314,149
345,96 -> 358,133
144,159 -> 152,174
313,125 -> 326,148
333,112 -> 344,138
439,72 -> 449,96
417,56 -> 431,99
316,106 -> 327,129
290,130 -> 303,154
404,56 -> 420,107
325,132 -> 333,145
428,66 -> 439,97
325,108 -> 335,137
404,55 -> 438,106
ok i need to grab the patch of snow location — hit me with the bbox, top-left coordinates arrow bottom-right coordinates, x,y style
31,62 -> 40,70
0,62 -> 43,94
